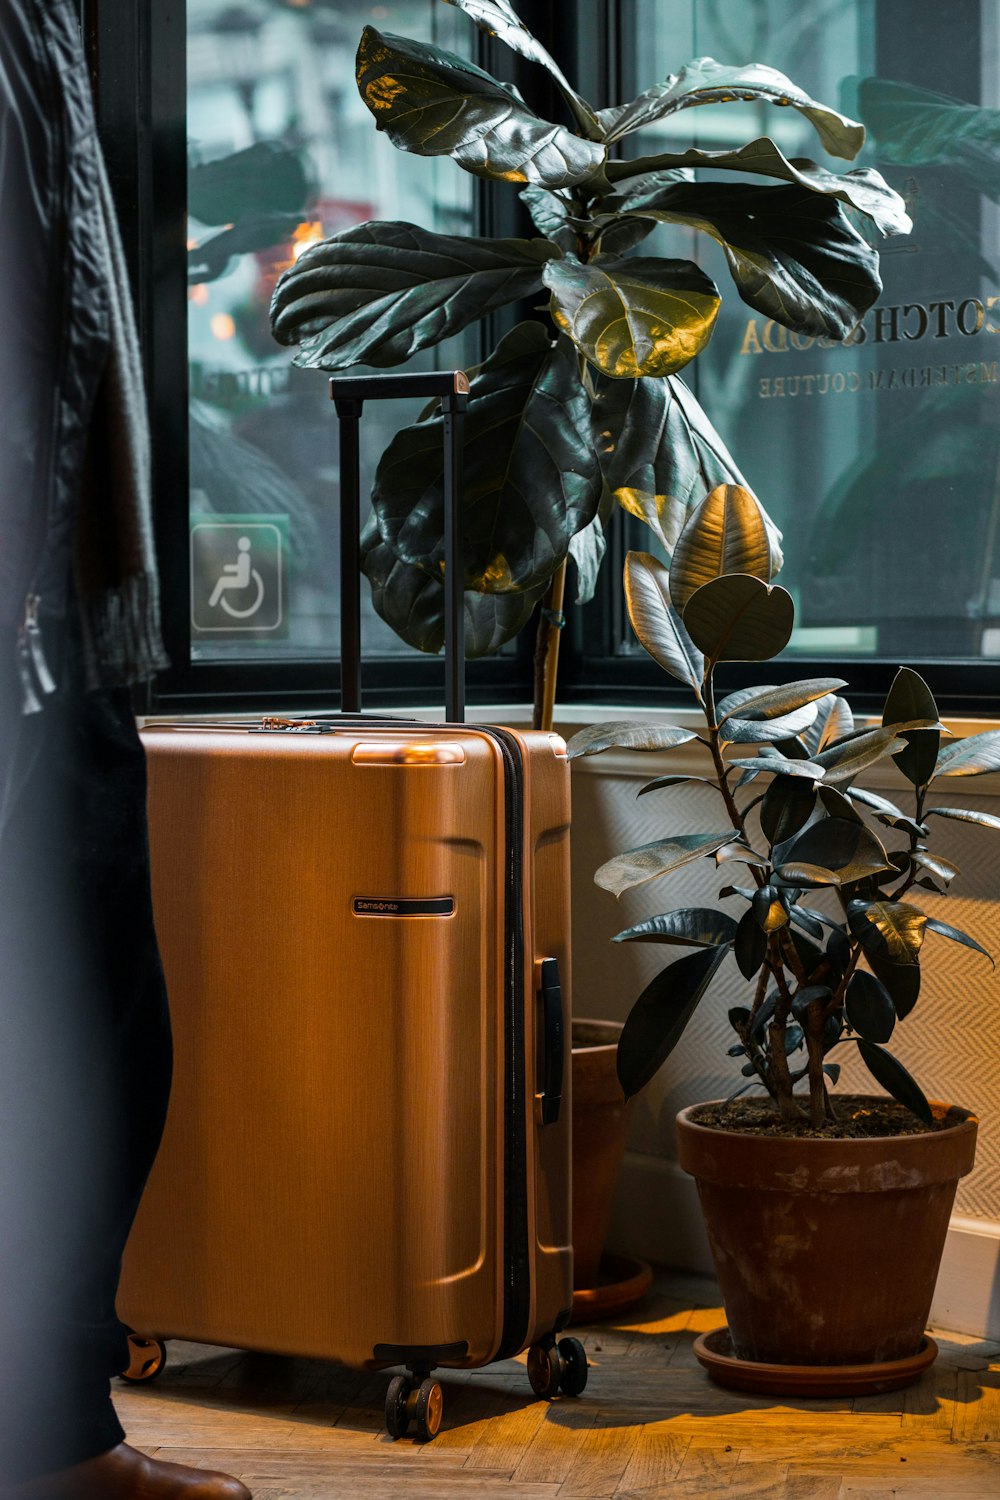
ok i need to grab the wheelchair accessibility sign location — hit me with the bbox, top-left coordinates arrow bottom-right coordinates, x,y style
190,516 -> 288,638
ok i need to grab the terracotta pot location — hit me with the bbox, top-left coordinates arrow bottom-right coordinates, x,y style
571,1020 -> 632,1289
676,1098 -> 977,1367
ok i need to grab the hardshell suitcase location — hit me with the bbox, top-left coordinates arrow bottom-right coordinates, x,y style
117,373 -> 580,1439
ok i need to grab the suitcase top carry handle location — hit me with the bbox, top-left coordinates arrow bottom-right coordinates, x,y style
330,372 -> 470,725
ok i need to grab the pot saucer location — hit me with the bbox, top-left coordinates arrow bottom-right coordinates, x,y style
693,1326 -> 938,1398
571,1253 -> 653,1325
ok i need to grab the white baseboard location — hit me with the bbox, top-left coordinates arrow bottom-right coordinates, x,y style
606,1150 -> 1000,1342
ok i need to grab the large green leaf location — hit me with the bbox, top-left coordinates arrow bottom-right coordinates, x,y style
189,141 -> 312,225
360,521 -> 546,657
801,694 -> 854,757
718,678 -> 846,727
623,552 -> 705,693
926,806 -> 1000,832
372,323 -> 601,594
270,222 -> 556,369
603,138 -> 911,235
543,256 -> 720,378
668,484 -> 776,613
846,971 -> 896,1044
682,573 -> 794,663
774,818 -> 892,887
595,832 -> 735,898
355,27 -> 605,188
848,900 -> 927,964
882,667 -> 940,787
590,373 -> 781,562
924,917 -> 994,968
935,730 -> 1000,778
612,908 -> 738,947
565,721 -> 697,759
616,944 -> 729,1100
441,0 -> 602,139
810,726 -> 907,785
595,57 -> 865,159
613,182 -> 883,340
856,1041 -> 933,1126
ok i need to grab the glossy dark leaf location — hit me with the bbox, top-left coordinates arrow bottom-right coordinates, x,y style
518,187 -> 581,253
856,1040 -> 933,1125
846,971 -> 896,1043
824,1062 -> 842,1085
189,140 -> 312,225
760,775 -> 817,846
752,884 -> 790,933
784,1024 -> 806,1053
715,841 -> 770,868
603,137 -> 910,235
566,720 -> 697,759
595,57 -> 865,160
847,899 -> 928,964
616,944 -> 729,1099
591,373 -> 781,562
595,832 -> 735,898
788,904 -> 825,940
669,484 -> 776,613
718,678 -> 845,727
624,552 -> 705,692
568,508 -> 608,605
356,26 -> 606,187
935,730 -> 1000,778
734,908 -> 768,979
791,983 -> 832,1019
750,993 -> 778,1040
910,850 -> 960,888
720,887 -> 755,903
818,785 -> 863,823
846,785 -> 907,820
882,667 -> 940,787
442,0 -> 601,138
373,323 -> 600,594
544,254 -> 720,378
801,694 -> 854,757
361,522 -> 546,657
924,917 -> 994,968
729,754 -> 823,780
615,182 -> 883,340
270,222 -> 556,369
775,818 -> 892,888
827,927 -> 852,973
682,574 -> 794,663
638,774 -> 719,798
823,1007 -> 846,1052
612,908 -> 738,947
722,705 -> 819,744
810,726 -> 907,785
875,813 -> 927,840
789,926 -> 827,976
729,1005 -> 752,1030
925,806 -> 1000,832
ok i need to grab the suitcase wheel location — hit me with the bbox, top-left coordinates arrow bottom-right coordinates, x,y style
527,1341 -> 561,1398
557,1336 -> 589,1397
384,1373 -> 443,1442
384,1373 -> 412,1439
119,1333 -> 168,1384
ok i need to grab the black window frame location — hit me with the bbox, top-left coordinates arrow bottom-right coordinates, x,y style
82,0 -> 1000,719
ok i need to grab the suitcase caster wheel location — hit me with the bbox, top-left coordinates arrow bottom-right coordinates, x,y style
385,1374 -> 412,1439
527,1342 -> 561,1398
557,1336 -> 588,1396
413,1377 -> 443,1442
120,1334 -> 167,1384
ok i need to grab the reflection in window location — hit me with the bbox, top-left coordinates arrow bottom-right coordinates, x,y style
627,0 -> 1000,663
186,1 -> 474,660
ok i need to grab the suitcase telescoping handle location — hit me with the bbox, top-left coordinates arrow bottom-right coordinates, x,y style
330,371 -> 470,725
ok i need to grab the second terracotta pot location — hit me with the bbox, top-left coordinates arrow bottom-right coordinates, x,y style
676,1098 -> 977,1367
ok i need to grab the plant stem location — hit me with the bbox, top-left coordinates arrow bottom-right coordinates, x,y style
532,559 -> 568,732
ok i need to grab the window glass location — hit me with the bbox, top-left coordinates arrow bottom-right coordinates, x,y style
626,0 -> 999,661
186,0 -> 474,662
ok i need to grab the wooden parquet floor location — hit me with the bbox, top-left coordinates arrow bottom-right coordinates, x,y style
114,1270 -> 1000,1499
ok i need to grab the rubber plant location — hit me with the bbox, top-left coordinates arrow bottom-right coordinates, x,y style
269,0 -> 911,727
566,488 -> 997,1126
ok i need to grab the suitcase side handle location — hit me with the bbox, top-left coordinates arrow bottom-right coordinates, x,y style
330,371 -> 469,724
535,957 -> 564,1126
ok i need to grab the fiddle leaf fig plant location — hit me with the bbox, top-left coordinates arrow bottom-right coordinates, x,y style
269,0 -> 910,720
568,491 -> 997,1129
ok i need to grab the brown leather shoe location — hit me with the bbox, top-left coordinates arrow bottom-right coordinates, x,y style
1,1443 -> 251,1499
